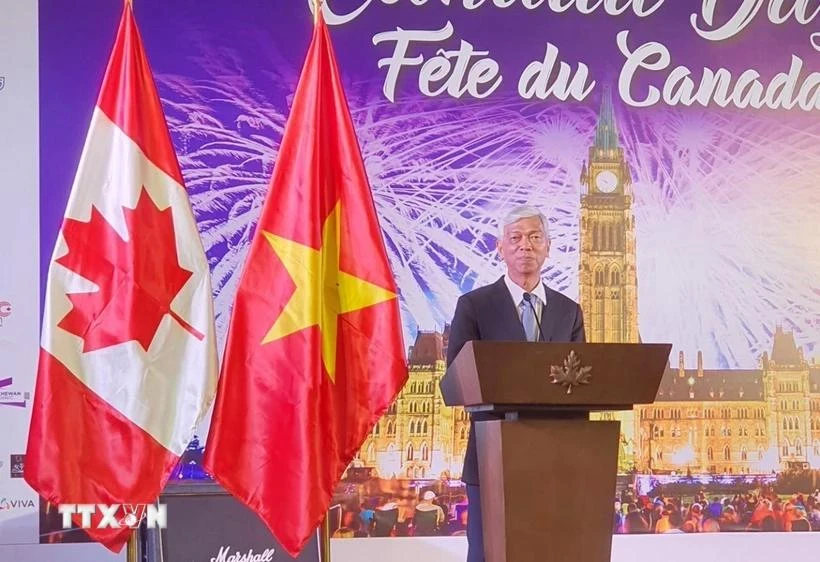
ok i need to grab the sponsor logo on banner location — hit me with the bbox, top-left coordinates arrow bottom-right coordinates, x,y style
9,454 -> 24,478
59,503 -> 168,530
0,377 -> 29,408
0,497 -> 36,511
0,76 -> 5,91
210,546 -> 276,562
0,301 -> 11,326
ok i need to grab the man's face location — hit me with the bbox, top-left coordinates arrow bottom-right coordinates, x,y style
497,216 -> 550,277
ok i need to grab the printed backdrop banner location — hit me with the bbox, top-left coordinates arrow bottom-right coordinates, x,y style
0,0 -> 40,548
36,0 -> 820,546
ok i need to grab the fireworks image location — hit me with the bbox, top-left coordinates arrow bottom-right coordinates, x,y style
158,56 -> 819,369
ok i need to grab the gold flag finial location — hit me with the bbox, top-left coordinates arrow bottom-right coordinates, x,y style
313,0 -> 323,24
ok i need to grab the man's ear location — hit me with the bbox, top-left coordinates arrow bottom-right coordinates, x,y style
496,238 -> 504,259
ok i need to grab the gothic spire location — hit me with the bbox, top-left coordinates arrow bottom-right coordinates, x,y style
594,85 -> 619,152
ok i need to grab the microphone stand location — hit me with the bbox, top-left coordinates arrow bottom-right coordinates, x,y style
522,292 -> 546,342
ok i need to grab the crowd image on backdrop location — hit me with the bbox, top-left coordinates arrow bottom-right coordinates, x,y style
330,484 -> 468,538
613,487 -> 820,534
328,479 -> 820,538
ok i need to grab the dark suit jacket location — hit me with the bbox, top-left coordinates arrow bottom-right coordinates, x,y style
445,276 -> 585,485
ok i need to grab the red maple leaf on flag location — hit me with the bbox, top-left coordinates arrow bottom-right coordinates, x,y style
56,188 -> 203,352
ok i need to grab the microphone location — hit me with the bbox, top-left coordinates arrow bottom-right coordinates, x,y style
522,292 -> 545,342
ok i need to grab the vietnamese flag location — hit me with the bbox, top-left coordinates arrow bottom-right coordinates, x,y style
203,8 -> 408,557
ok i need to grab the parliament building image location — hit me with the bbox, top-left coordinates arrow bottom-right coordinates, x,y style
640,336 -> 820,475
353,330 -> 469,480
352,89 -> 819,480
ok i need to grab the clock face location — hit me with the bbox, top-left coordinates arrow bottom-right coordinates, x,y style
595,170 -> 618,193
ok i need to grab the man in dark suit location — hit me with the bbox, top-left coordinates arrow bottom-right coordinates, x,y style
445,205 -> 585,562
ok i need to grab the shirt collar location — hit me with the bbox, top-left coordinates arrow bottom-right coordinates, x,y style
504,274 -> 547,307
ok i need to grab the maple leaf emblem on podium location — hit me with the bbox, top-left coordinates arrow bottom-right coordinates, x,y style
549,350 -> 592,394
56,188 -> 203,352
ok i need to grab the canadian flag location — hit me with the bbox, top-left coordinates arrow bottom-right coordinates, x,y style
24,3 -> 218,552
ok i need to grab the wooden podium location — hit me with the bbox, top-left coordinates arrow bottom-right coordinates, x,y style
440,341 -> 671,562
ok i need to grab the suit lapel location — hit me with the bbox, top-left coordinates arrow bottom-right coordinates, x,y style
490,277 -> 527,341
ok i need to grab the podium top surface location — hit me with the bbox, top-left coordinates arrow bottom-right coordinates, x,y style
440,341 -> 672,411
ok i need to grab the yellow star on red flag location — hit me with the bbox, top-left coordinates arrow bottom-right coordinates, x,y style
261,201 -> 397,382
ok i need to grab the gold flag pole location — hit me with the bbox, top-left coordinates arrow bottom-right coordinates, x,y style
126,530 -> 139,562
122,1 -> 139,559
314,0 -> 329,557
320,516 -> 331,562
125,0 -> 135,556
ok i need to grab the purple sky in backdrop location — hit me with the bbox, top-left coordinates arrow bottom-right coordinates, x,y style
40,1 -> 816,274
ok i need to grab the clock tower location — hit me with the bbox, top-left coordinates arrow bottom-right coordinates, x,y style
579,87 -> 640,472
579,86 -> 638,345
